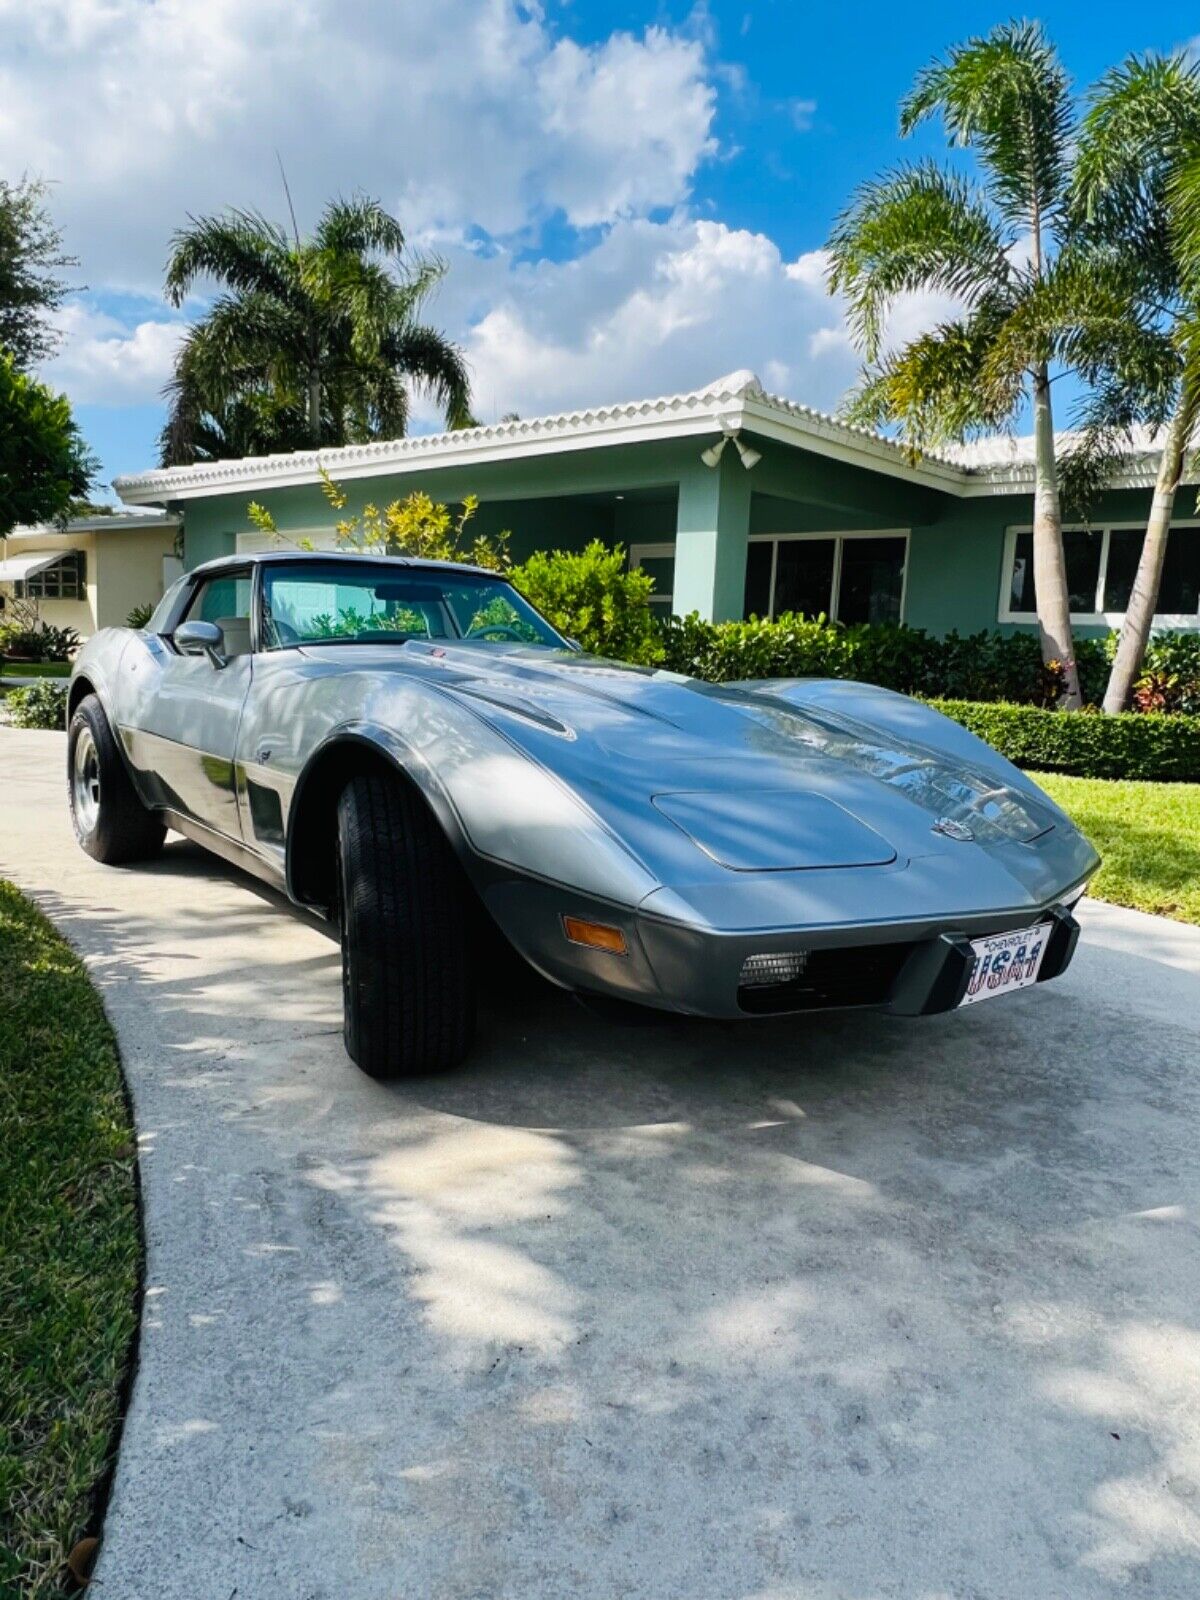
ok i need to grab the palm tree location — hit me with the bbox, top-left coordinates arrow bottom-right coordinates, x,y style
826,22 -> 1130,709
161,196 -> 473,465
1071,54 -> 1200,713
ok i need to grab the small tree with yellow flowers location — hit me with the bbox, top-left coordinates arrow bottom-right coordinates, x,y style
248,468 -> 510,571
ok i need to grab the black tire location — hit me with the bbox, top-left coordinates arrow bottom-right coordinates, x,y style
68,694 -> 166,865
337,771 -> 476,1077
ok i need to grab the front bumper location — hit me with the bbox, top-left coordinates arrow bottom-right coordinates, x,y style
482,871 -> 1086,1021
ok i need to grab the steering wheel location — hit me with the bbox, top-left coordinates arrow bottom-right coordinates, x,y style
465,624 -> 528,642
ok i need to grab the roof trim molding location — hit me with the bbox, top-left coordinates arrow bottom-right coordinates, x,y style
8,510 -> 181,536
111,370 -> 1192,506
114,371 -> 970,504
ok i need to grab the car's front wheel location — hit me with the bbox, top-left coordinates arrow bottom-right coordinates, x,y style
336,771 -> 476,1078
68,694 -> 166,865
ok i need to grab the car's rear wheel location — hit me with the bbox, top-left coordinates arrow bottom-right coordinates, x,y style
336,770 -> 476,1078
68,694 -> 166,865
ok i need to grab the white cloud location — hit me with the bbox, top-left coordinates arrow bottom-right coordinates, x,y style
427,217 -> 864,424
1,0 -> 954,463
41,302 -> 186,405
0,0 -> 717,290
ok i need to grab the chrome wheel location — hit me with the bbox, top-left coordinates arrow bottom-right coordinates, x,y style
72,725 -> 101,835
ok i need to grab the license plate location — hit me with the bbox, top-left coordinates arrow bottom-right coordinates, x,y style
959,922 -> 1051,1007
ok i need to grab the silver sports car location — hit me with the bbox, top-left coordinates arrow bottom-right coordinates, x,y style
67,550 -> 1098,1077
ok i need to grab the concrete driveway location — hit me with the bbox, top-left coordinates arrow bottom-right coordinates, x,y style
4,726 -> 1200,1599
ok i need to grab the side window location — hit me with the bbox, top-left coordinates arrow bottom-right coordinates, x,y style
183,572 -> 254,657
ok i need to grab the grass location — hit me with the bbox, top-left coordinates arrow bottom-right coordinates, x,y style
0,664 -> 71,680
1036,772 -> 1200,925
0,882 -> 141,1598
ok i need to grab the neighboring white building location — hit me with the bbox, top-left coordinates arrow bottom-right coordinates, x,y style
0,512 -> 182,639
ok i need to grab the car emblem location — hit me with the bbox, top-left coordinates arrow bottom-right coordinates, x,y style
932,816 -> 974,842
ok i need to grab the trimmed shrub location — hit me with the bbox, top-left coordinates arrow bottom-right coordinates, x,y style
514,541 -> 664,665
931,698 -> 1200,782
5,680 -> 67,730
660,612 -> 1112,705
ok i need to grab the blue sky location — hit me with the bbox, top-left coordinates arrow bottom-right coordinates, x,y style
3,0 -> 1197,496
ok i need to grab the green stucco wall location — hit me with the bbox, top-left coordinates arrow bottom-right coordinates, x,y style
165,430 -> 1175,637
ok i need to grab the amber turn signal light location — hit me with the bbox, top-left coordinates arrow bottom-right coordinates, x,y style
561,916 -> 628,955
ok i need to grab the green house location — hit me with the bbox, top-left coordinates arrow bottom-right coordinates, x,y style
114,370 -> 1200,638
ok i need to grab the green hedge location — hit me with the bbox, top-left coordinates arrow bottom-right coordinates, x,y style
659,612 -> 1115,705
931,698 -> 1200,781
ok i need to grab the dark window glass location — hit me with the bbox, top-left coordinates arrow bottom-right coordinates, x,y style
20,550 -> 86,600
773,538 -> 835,619
1064,529 -> 1104,612
1158,529 -> 1200,615
1104,529 -> 1143,612
1009,529 -> 1103,614
637,554 -> 675,610
1009,532 -> 1036,613
743,541 -> 772,618
837,537 -> 906,624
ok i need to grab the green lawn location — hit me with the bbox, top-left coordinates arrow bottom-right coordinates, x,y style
0,882 -> 141,1598
0,663 -> 71,680
1035,773 -> 1200,925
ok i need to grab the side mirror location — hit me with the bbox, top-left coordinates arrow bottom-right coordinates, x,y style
174,619 -> 227,668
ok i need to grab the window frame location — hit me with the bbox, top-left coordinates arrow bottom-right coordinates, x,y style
628,542 -> 676,612
255,558 -> 567,652
747,528 -> 910,623
630,530 -> 911,623
172,565 -> 258,653
998,522 -> 1200,629
17,550 -> 87,601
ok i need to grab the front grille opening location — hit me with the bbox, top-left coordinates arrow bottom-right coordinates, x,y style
737,941 -> 916,1015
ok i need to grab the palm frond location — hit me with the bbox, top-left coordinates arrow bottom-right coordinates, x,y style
825,161 -> 1010,359
900,20 -> 1073,239
382,323 -> 474,430
164,209 -> 293,307
841,305 -> 1021,458
314,196 -> 407,259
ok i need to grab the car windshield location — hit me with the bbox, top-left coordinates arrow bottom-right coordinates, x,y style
261,561 -> 566,651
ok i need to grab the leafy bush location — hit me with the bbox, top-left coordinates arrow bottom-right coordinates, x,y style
126,602 -> 155,629
931,699 -> 1200,782
660,613 -> 1117,706
1135,632 -> 1200,714
5,680 -> 67,729
0,625 -> 46,660
513,541 -> 664,664
0,623 -> 80,662
250,473 -> 510,570
34,624 -> 80,662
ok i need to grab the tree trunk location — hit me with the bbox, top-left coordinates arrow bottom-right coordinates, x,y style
307,369 -> 322,446
1101,387 -> 1198,714
1031,365 -> 1082,709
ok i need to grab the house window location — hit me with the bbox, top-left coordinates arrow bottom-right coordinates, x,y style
628,543 -> 675,613
745,532 -> 908,623
15,551 -> 87,601
1002,525 -> 1200,624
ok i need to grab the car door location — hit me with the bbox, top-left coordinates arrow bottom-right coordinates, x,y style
136,568 -> 256,838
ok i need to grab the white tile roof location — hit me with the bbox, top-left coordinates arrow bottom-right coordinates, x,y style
112,372 -> 1186,505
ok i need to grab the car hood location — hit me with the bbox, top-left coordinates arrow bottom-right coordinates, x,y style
300,640 -> 1063,865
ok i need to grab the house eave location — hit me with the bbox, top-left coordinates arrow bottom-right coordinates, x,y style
113,374 -> 974,506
